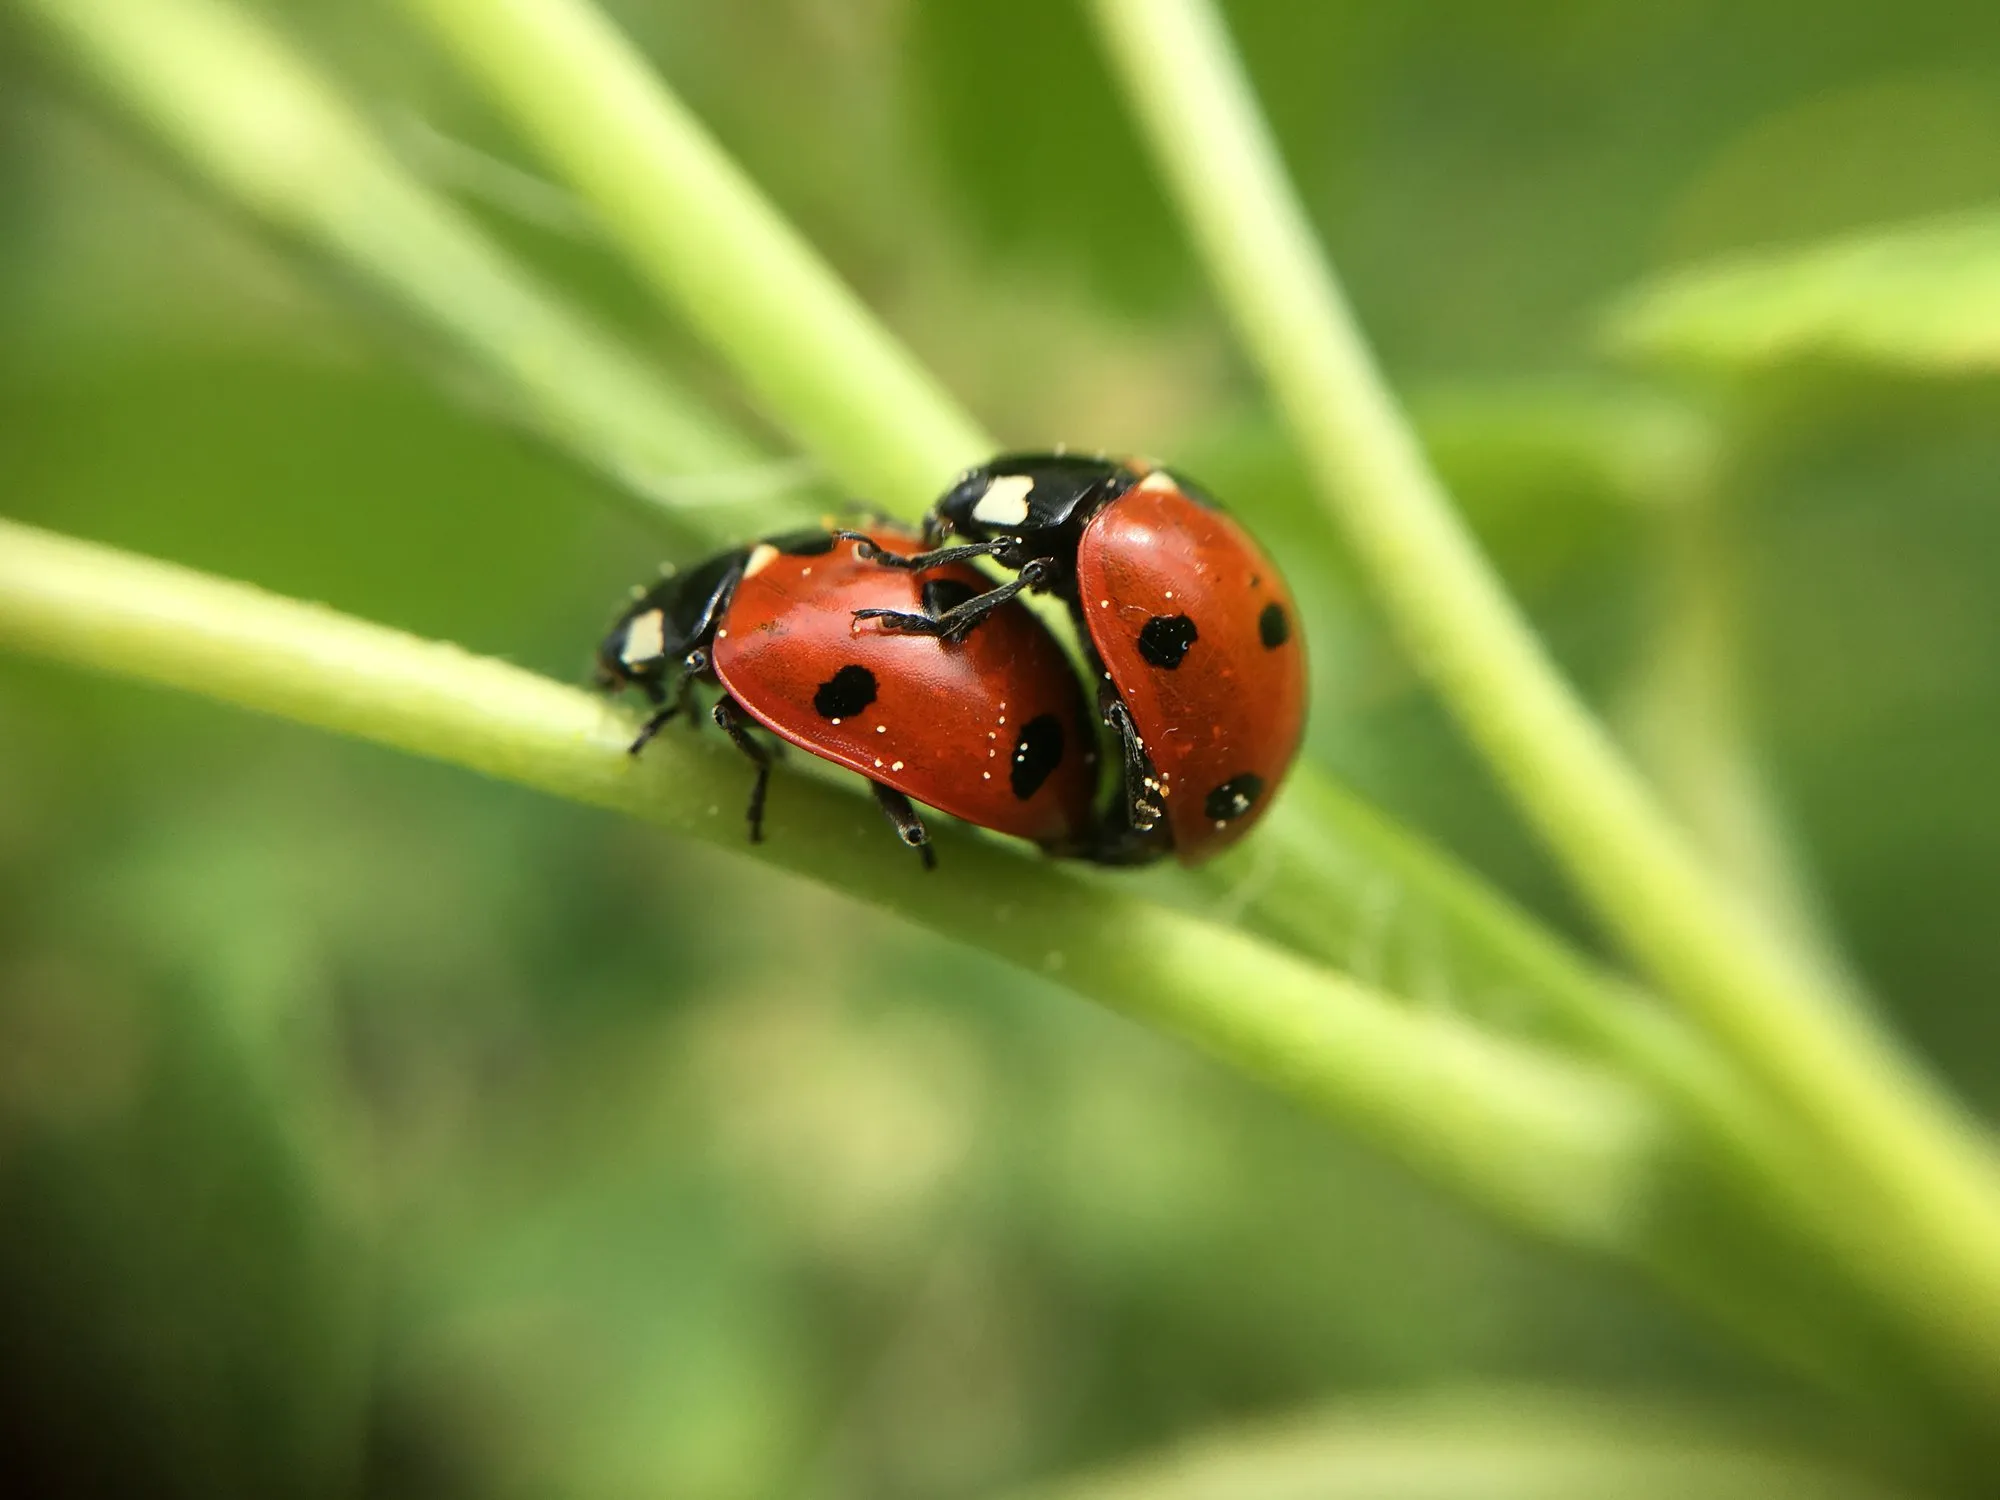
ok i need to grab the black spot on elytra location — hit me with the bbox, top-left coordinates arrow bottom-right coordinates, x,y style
813,664 -> 877,720
1010,714 -> 1064,800
773,529 -> 837,556
1258,601 -> 1290,649
1137,613 -> 1198,669
921,578 -> 980,618
1204,773 -> 1265,823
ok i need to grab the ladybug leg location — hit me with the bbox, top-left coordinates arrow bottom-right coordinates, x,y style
711,696 -> 774,843
853,557 -> 1058,643
623,676 -> 685,756
627,702 -> 680,756
832,531 -> 1013,572
629,654 -> 712,755
870,782 -> 937,871
1101,691 -> 1165,832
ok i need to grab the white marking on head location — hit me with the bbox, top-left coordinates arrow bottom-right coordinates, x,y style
1137,468 -> 1178,493
971,472 -> 1034,527
619,609 -> 667,666
743,543 -> 780,578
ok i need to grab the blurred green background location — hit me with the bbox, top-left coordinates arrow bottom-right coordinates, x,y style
6,1 -> 2000,1495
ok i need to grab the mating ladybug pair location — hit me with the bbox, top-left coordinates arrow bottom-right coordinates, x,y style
595,454 -> 1307,868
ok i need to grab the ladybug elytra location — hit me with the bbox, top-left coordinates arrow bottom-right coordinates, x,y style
596,525 -> 1100,867
840,454 -> 1307,864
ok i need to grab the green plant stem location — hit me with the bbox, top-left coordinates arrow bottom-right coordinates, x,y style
24,0 -> 1687,1122
20,0 -> 1736,1209
1236,770 -> 1998,1451
0,516 -> 1653,1250
17,0 -> 773,539
29,0 -> 1995,1426
390,0 -> 1716,1067
1230,772 -> 1789,1192
7,517 -> 1974,1431
1087,0 -> 2000,1395
367,0 -> 2000,1409
402,0 -> 993,512
360,0 -> 1896,1373
1621,486 -> 1856,1002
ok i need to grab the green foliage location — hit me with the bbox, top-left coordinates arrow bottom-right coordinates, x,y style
1607,210 -> 2000,374
1013,1390 -> 1911,1500
9,0 -> 2000,1497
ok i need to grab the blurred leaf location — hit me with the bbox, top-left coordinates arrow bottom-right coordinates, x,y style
390,1158 -> 813,1500
1008,1389 -> 1908,1500
1416,380 -> 1716,514
17,1 -> 2000,1495
904,0 -> 1191,313
1414,380 -> 1717,598
1189,378 -> 1713,591
1605,209 -> 2000,374
0,885 -> 375,1500
1651,74 -> 2000,269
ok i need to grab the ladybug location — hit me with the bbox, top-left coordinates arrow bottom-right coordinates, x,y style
838,454 -> 1306,865
595,525 -> 1099,868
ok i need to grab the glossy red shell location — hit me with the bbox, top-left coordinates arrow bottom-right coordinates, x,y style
1077,475 -> 1307,863
711,531 -> 1097,848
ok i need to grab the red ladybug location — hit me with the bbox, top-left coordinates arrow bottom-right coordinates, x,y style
596,525 -> 1099,867
839,455 -> 1306,865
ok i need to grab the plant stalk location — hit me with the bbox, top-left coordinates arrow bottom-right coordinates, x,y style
3,517 -> 1981,1436
17,0 -> 771,538
1087,0 -> 2000,1400
402,0 -> 994,512
0,516 -> 1657,1253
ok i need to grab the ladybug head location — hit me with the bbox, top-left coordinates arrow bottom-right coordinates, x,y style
596,602 -> 673,695
936,453 -> 1135,541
